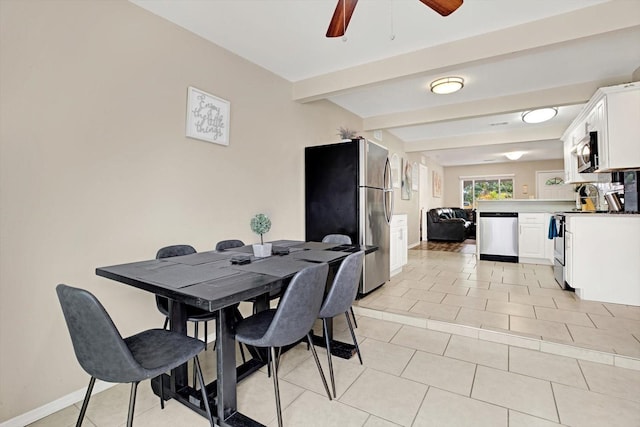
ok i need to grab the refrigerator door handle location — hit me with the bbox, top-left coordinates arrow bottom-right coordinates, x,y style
383,157 -> 394,224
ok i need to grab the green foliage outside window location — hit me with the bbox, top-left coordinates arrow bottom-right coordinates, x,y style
462,178 -> 514,208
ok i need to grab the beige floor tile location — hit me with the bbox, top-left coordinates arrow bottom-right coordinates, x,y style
279,390 -> 369,427
390,325 -> 451,355
126,400 -> 210,426
77,381 -> 160,427
509,316 -> 571,342
537,278 -> 563,289
413,387 -> 507,427
578,360 -> 640,402
508,410 -> 565,427
534,306 -> 595,327
442,293 -> 488,310
350,316 -> 403,342
567,324 -> 640,356
467,287 -> 510,302
402,288 -> 446,303
553,383 -> 640,427
489,283 -> 530,295
509,293 -> 556,308
487,300 -> 536,318
409,300 -> 461,321
444,335 -> 508,370
528,287 -> 575,299
603,303 -> 640,321
588,312 -> 640,335
553,299 -> 610,316
429,283 -> 470,296
258,342 -> 311,377
283,345 -> 365,398
357,339 -> 415,376
402,269 -> 429,281
237,370 -> 305,425
500,273 -> 539,287
471,366 -> 558,422
468,271 -> 494,281
432,276 -> 459,286
27,405 -> 86,427
379,285 -> 410,297
508,347 -> 587,389
367,295 -> 418,312
340,369 -> 427,427
401,350 -> 476,396
456,307 -> 509,329
363,415 -> 401,426
453,278 -> 491,289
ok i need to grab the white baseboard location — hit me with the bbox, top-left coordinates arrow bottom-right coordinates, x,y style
408,241 -> 420,249
0,380 -> 116,427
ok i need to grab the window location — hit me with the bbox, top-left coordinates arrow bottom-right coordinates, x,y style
461,176 -> 514,208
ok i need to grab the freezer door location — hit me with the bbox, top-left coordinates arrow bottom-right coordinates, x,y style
360,139 -> 388,189
360,187 -> 390,294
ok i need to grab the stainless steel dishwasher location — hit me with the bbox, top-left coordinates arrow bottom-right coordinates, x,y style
479,212 -> 519,263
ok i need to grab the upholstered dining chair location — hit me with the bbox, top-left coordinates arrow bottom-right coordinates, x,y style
321,234 -> 359,328
215,239 -> 245,251
317,250 -> 364,397
56,284 -> 214,427
235,263 -> 332,427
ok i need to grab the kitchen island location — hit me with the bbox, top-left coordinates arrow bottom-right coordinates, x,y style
476,199 -> 575,265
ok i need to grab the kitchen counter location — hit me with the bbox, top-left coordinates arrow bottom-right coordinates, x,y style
476,199 -> 576,213
564,211 -> 640,216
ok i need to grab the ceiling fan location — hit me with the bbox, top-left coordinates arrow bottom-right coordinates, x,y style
326,0 -> 463,38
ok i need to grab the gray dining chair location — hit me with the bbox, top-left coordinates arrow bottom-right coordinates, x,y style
318,250 -> 364,397
235,263 -> 332,427
215,239 -> 245,251
56,284 -> 213,427
321,234 -> 359,328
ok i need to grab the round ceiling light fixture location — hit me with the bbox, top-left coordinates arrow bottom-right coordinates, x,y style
430,77 -> 464,95
521,107 -> 558,124
505,151 -> 525,161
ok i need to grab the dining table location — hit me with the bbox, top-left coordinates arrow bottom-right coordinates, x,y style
95,240 -> 377,427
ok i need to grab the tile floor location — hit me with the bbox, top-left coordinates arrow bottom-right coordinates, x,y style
30,249 -> 640,427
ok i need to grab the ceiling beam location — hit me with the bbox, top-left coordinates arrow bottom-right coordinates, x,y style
404,124 -> 569,152
292,2 -> 640,103
362,78 -> 624,131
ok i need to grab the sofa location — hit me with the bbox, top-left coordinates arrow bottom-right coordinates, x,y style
426,208 -> 476,242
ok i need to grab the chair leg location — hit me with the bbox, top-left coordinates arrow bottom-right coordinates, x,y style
76,376 -> 95,427
126,381 -> 139,427
345,312 -> 362,365
306,333 -> 332,401
159,374 -> 165,409
162,316 -> 169,330
193,322 -> 199,388
350,306 -> 358,328
267,347 -> 271,378
322,319 -> 336,398
204,321 -> 208,349
194,355 -> 215,427
238,342 -> 247,364
270,347 -> 283,427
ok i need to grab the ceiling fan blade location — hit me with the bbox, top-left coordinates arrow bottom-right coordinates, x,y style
419,0 -> 463,16
326,0 -> 359,38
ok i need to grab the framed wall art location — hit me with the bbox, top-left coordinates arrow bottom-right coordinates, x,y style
412,161 -> 419,191
186,86 -> 230,146
401,158 -> 411,200
432,170 -> 442,198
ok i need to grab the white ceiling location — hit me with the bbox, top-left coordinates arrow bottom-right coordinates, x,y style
130,0 -> 640,166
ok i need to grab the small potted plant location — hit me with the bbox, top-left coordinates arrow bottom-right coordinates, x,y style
250,213 -> 272,257
338,126 -> 357,142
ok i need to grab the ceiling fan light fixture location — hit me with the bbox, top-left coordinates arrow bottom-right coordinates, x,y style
521,107 -> 558,124
505,151 -> 525,161
430,77 -> 464,95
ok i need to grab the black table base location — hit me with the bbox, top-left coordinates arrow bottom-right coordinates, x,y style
310,333 -> 357,359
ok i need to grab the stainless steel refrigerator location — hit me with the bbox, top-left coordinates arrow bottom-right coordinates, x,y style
305,139 -> 393,294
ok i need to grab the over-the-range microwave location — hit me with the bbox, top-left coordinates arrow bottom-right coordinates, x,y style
576,131 -> 599,173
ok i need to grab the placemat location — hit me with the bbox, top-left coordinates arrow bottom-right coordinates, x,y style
169,251 -> 234,265
292,241 -> 339,250
230,257 -> 316,278
137,263 -> 240,288
290,250 -> 350,263
268,240 -> 305,247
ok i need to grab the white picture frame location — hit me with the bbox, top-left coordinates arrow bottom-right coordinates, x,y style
412,161 -> 419,191
186,86 -> 230,146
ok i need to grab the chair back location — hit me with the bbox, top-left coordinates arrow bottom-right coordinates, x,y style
215,239 -> 245,251
155,245 -> 197,314
259,263 -> 329,348
322,234 -> 352,245
56,284 -> 144,383
319,251 -> 364,319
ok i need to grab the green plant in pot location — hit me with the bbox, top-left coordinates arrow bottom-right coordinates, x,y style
250,213 -> 272,257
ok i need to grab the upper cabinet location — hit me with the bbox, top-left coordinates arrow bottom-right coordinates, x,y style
562,82 -> 640,183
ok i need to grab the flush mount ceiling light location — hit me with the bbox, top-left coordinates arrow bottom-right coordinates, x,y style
430,77 -> 464,95
521,107 -> 558,124
505,151 -> 525,161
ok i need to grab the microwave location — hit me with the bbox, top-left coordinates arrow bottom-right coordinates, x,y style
576,131 -> 599,173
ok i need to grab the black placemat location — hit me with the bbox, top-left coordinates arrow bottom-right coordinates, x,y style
292,241 -> 339,250
290,250 -> 350,263
230,257 -> 317,278
268,240 -> 305,247
169,251 -> 234,265
137,263 -> 240,288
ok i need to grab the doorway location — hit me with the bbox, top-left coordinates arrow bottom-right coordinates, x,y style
536,170 -> 574,200
419,164 -> 429,241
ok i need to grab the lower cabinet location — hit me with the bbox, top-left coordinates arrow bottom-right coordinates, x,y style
518,213 -> 553,264
390,214 -> 408,276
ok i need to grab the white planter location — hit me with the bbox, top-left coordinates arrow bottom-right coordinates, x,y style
252,243 -> 272,258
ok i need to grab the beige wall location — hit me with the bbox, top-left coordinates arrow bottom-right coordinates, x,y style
0,0 -> 371,421
441,159 -> 565,207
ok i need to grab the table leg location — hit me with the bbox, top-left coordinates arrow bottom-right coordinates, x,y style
169,300 -> 189,389
216,305 -> 237,422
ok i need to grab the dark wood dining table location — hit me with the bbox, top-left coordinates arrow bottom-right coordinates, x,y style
96,240 -> 377,427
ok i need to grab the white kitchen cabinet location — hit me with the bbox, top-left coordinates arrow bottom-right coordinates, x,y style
565,214 -> 640,306
390,214 -> 408,276
518,213 -> 553,264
